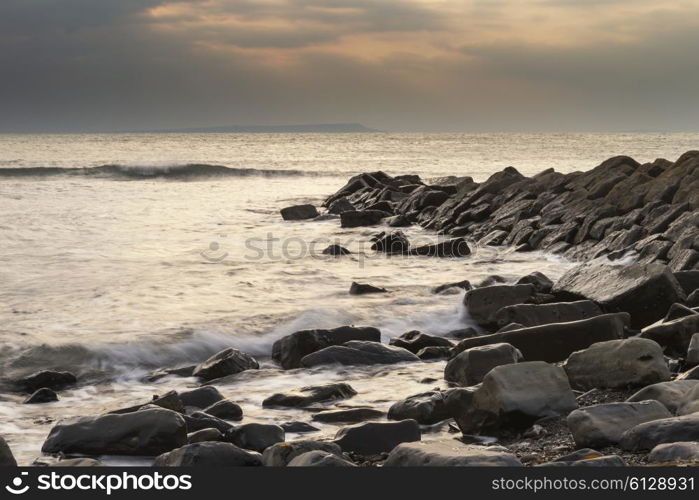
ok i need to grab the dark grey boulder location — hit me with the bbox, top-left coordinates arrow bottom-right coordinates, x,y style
16,370 -> 76,393
280,204 -> 318,221
262,383 -> 357,408
620,414 -> 699,451
203,400 -> 243,421
494,300 -> 602,329
261,440 -> 342,466
193,348 -> 259,381
0,437 -> 16,466
349,282 -> 388,295
516,272 -> 554,293
300,341 -> 419,367
409,238 -> 471,257
389,330 -> 453,354
334,419 -> 421,455
322,244 -> 351,256
287,450 -> 356,467
340,209 -> 390,228
626,380 -> 699,413
109,390 -> 185,415
641,314 -> 699,357
564,338 -> 670,390
445,342 -> 522,386
183,412 -> 234,434
280,421 -> 320,433
387,388 -> 473,425
179,386 -> 225,409
144,365 -> 196,382
432,279 -> 472,294
686,333 -> 699,366
24,387 -> 58,404
272,326 -> 381,369
312,408 -> 384,424
552,262 -> 686,329
464,284 -> 538,327
42,408 -> 187,456
371,230 -> 410,253
327,197 -> 354,215
384,440 -> 522,467
154,441 -> 262,466
225,423 -> 284,453
187,428 -> 223,444
567,401 -> 671,448
451,313 -> 629,363
417,346 -> 452,360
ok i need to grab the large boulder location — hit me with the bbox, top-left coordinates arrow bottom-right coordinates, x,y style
225,423 -> 284,453
183,412 -> 234,434
287,450 -> 356,467
387,388 -> 473,425
334,420 -> 421,455
464,284 -> 538,327
620,414 -> 699,451
154,442 -> 261,466
626,380 -> 699,413
203,400 -> 243,421
41,408 -> 187,456
371,230 -> 410,253
648,442 -> 699,463
451,313 -> 628,363
0,437 -> 16,466
261,440 -> 343,466
444,343 -> 522,386
300,341 -> 419,367
340,210 -> 390,228
389,331 -> 453,354
179,386 -> 224,409
384,440 -> 522,467
280,204 -> 318,221
552,262 -> 686,329
193,348 -> 259,381
567,401 -> 671,448
272,326 -> 381,369
456,361 -> 577,433
493,300 -> 602,329
563,338 -> 670,390
15,370 -> 76,393
262,383 -> 357,408
641,314 -> 699,357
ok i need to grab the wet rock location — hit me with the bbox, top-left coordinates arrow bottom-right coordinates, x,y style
327,197 -> 354,215
280,204 -> 319,221
0,437 -> 16,466
288,450 -> 356,467
272,326 -> 381,369
446,327 -> 479,339
42,408 -> 187,456
456,361 -> 577,433
389,330 -> 453,354
451,313 -> 629,363
193,348 -> 259,381
349,282 -> 388,295
648,441 -> 699,463
334,420 -> 421,455
567,401 -> 671,448
179,386 -> 225,409
145,365 -> 196,382
409,238 -> 471,257
432,279 -> 472,294
24,387 -> 58,404
384,440 -> 522,466
371,230 -> 410,253
417,346 -> 452,360
641,314 -> 699,357
154,442 -> 262,466
322,244 -> 351,255
110,390 -> 185,415
263,383 -> 357,408
261,440 -> 343,466
494,300 -> 602,329
312,408 -> 384,424
225,423 -> 284,453
203,400 -> 243,421
187,428 -> 223,444
626,380 -> 699,413
564,338 -> 670,390
445,343 -> 523,386
340,209 -> 390,228
183,412 -> 234,434
516,272 -> 554,293
552,262 -> 686,329
687,333 -> 699,366
16,370 -> 76,393
464,284 -> 538,327
280,422 -> 320,433
620,414 -> 699,451
300,341 -> 419,367
388,391 -> 451,425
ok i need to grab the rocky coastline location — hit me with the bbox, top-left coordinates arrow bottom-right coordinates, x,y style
3,150 -> 699,467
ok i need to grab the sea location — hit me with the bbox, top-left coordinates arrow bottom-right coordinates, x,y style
1,132 -> 697,464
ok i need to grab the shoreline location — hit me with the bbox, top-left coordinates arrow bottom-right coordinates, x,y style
3,150 -> 699,467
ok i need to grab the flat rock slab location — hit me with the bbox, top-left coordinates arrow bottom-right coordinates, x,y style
494,300 -> 602,329
642,314 -> 699,357
384,439 -> 522,466
263,383 -> 357,408
300,341 -> 419,367
464,284 -> 537,326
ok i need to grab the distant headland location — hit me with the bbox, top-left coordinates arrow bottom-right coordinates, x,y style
131,123 -> 382,134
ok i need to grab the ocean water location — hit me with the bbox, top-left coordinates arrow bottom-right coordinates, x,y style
1,132 -> 697,464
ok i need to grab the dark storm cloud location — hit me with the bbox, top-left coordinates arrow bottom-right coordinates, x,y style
0,0 -> 698,132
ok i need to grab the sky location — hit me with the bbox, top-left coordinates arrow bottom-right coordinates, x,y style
1,0 -> 698,133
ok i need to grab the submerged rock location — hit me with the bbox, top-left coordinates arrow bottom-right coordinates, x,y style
322,244 -> 351,255
193,348 -> 259,381
389,330 -> 453,354
340,209 -> 390,228
300,341 -> 419,367
0,437 -> 16,466
263,383 -> 357,408
24,387 -> 58,404
349,282 -> 388,295
384,440 -> 522,467
280,204 -> 319,221
312,408 -> 384,424
154,442 -> 261,466
15,370 -> 77,393
334,420 -> 421,455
